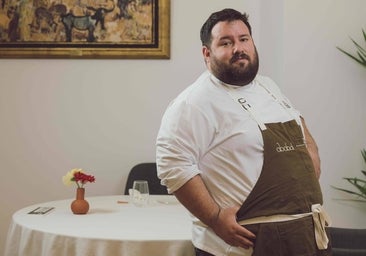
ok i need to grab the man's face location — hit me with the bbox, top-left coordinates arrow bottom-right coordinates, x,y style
203,20 -> 259,86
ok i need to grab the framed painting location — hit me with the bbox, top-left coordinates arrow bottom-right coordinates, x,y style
0,0 -> 170,58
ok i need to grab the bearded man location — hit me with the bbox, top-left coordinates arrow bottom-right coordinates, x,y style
156,8 -> 331,256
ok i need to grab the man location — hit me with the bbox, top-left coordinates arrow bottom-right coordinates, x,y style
156,8 -> 331,256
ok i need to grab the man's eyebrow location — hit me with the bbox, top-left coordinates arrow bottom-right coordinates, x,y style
218,34 -> 250,40
218,35 -> 232,41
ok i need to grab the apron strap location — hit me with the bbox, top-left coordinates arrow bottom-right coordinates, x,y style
225,89 -> 267,130
196,205 -> 331,250
214,74 -> 300,130
209,74 -> 267,130
236,204 -> 331,250
255,76 -> 301,125
312,204 -> 332,249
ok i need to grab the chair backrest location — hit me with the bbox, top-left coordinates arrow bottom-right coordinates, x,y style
124,163 -> 168,195
327,227 -> 366,256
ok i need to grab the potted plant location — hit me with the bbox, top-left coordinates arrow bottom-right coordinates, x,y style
333,29 -> 366,202
329,30 -> 366,255
336,29 -> 366,68
330,150 -> 366,254
332,149 -> 366,202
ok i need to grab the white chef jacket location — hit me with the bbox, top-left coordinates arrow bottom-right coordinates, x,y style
156,71 -> 302,255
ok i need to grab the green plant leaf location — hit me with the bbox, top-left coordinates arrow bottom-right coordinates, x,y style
357,52 -> 366,64
337,29 -> 366,68
361,149 -> 366,163
334,198 -> 366,203
344,177 -> 366,193
344,177 -> 366,184
337,47 -> 366,67
350,38 -> 366,56
331,149 -> 366,201
331,185 -> 366,199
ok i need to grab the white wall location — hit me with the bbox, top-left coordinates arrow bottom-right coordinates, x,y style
283,0 -> 366,228
1,0 -> 365,253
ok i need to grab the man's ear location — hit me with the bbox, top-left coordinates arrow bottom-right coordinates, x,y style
202,46 -> 210,57
202,46 -> 210,64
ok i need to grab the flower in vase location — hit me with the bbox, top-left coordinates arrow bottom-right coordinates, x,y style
62,168 -> 95,188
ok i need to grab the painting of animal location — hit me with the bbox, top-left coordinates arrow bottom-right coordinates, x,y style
61,13 -> 96,42
31,7 -> 56,33
86,4 -> 114,30
0,0 -> 169,59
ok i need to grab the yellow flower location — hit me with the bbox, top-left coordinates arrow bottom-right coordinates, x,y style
62,168 -> 84,186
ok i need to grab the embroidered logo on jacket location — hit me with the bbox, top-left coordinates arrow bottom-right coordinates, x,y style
275,142 -> 295,152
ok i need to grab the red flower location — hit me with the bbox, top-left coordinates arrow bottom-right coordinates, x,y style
73,172 -> 96,185
63,168 -> 96,188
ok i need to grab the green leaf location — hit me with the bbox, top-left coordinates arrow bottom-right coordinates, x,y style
336,47 -> 366,67
357,52 -> 366,64
344,177 -> 366,193
337,29 -> 366,68
344,177 -> 366,184
331,149 -> 366,202
361,149 -> 366,163
334,198 -> 366,203
331,185 -> 366,199
350,38 -> 366,56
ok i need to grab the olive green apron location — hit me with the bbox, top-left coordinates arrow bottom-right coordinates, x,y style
226,82 -> 331,256
237,120 -> 332,255
236,119 -> 322,219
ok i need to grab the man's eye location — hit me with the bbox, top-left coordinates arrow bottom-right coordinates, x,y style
221,41 -> 232,46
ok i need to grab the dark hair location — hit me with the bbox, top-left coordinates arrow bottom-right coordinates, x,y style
200,8 -> 252,47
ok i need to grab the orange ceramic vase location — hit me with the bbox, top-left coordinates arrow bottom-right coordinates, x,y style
71,188 -> 89,214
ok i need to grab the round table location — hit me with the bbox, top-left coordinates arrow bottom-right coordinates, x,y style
4,195 -> 194,256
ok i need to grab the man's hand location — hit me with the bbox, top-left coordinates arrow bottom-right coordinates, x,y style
211,206 -> 255,249
173,175 -> 255,249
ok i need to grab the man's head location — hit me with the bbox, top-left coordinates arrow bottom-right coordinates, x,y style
200,8 -> 259,86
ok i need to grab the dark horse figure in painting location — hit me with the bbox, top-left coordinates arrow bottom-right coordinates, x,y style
61,2 -> 115,42
61,13 -> 96,42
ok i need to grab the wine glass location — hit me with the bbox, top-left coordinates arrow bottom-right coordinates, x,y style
131,180 -> 149,206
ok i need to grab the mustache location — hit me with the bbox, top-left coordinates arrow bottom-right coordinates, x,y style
230,53 -> 250,64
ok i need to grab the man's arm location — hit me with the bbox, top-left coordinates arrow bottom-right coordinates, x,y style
173,175 -> 255,249
301,117 -> 321,179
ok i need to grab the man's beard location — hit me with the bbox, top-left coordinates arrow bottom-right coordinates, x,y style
210,48 -> 259,86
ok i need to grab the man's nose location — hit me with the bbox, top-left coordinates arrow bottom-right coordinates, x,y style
233,43 -> 245,54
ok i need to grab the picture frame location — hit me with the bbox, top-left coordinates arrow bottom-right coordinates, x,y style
0,0 -> 170,59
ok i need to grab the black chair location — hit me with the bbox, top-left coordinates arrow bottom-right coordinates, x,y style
327,227 -> 366,256
124,163 -> 168,195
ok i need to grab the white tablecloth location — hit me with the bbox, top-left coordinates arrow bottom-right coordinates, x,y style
4,195 -> 194,256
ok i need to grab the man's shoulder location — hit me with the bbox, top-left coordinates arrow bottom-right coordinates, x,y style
176,71 -> 217,101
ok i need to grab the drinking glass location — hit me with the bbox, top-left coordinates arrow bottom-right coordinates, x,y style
131,180 -> 149,206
